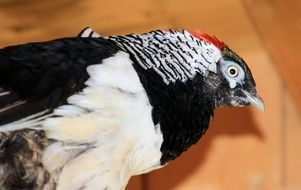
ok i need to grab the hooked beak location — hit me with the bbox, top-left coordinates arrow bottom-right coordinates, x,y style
243,91 -> 265,112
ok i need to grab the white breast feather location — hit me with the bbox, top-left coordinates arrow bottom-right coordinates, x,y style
42,51 -> 163,190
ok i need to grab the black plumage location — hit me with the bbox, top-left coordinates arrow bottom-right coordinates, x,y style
0,37 -> 120,125
132,62 -> 214,164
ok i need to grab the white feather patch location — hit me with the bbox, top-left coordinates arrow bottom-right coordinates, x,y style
85,52 -> 143,93
80,27 -> 101,38
42,51 -> 163,189
53,105 -> 86,117
42,142 -> 88,173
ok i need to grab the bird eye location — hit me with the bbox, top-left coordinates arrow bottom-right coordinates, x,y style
227,65 -> 239,78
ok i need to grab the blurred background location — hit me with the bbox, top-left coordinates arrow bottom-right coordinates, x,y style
0,0 -> 300,189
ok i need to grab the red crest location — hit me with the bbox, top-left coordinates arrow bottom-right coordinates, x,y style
189,30 -> 224,50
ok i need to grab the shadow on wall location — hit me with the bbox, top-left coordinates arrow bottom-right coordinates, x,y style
146,106 -> 263,190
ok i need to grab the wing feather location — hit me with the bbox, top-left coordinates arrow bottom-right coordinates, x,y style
0,37 -> 120,126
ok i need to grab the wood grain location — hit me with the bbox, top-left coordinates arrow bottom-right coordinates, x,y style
244,0 -> 301,112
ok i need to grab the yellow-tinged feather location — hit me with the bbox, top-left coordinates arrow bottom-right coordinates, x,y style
44,113 -> 120,142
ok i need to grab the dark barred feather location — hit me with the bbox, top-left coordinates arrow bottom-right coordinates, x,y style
0,130 -> 54,190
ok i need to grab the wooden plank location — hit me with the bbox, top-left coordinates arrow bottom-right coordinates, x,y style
126,176 -> 143,190
243,0 -> 301,112
0,0 -> 171,46
284,91 -> 301,190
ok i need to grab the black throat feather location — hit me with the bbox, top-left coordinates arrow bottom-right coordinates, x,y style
131,58 -> 215,165
110,32 -> 217,164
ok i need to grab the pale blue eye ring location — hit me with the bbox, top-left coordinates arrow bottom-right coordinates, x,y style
227,65 -> 239,78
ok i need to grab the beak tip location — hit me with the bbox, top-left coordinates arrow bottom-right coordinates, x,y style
256,101 -> 265,112
244,91 -> 265,112
253,96 -> 265,112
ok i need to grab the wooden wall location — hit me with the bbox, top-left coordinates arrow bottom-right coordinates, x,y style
0,0 -> 300,189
